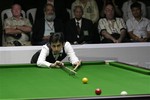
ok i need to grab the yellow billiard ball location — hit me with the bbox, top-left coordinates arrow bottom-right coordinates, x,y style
82,77 -> 88,84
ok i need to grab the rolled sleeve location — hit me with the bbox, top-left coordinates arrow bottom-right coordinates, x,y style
98,19 -> 106,33
37,45 -> 51,67
64,42 -> 79,65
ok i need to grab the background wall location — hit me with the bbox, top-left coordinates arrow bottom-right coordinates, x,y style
0,43 -> 150,69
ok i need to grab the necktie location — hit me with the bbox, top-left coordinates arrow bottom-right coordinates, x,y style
76,22 -> 80,34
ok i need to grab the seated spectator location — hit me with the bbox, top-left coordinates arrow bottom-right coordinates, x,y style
65,5 -> 95,44
31,4 -> 64,45
3,3 -> 32,46
98,3 -> 127,43
71,0 -> 99,24
126,2 -> 150,42
35,0 -> 69,24
122,0 -> 146,21
100,0 -> 122,17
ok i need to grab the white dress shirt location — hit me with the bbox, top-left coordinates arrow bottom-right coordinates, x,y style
126,17 -> 150,38
44,20 -> 55,36
37,42 -> 79,67
75,19 -> 82,28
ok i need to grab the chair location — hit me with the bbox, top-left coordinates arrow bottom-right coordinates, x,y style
26,8 -> 37,25
1,9 -> 25,46
67,8 -> 71,19
147,6 -> 150,19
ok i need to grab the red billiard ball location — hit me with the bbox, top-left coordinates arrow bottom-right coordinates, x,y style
95,88 -> 102,95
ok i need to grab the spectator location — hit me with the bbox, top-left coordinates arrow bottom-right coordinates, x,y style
71,0 -> 99,23
100,0 -> 122,18
98,3 -> 127,43
65,5 -> 95,44
31,4 -> 64,45
126,2 -> 150,42
122,0 -> 146,21
3,3 -> 32,46
35,0 -> 69,24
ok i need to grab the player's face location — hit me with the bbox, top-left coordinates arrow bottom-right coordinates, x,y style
131,8 -> 141,18
50,42 -> 63,54
11,4 -> 21,17
104,4 -> 114,20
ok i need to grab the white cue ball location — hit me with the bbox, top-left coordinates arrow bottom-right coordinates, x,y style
120,91 -> 128,95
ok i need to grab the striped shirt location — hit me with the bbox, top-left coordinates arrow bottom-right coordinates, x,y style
98,18 -> 126,35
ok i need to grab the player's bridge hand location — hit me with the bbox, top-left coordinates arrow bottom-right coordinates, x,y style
50,61 -> 64,68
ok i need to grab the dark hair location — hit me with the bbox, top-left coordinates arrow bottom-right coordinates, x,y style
49,32 -> 64,44
130,2 -> 141,10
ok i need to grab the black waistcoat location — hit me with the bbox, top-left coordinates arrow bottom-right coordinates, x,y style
31,45 -> 67,64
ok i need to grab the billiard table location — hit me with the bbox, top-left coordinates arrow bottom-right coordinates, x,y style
0,61 -> 150,100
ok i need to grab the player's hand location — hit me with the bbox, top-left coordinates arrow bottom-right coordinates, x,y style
73,60 -> 81,71
55,61 -> 64,67
50,61 -> 64,68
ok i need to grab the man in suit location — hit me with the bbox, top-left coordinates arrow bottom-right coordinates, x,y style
65,5 -> 94,44
31,4 -> 64,45
35,0 -> 69,24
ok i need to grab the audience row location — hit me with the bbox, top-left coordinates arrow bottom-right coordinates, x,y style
2,0 -> 150,46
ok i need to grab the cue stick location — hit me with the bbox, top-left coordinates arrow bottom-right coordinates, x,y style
73,64 -> 79,71
64,66 -> 77,74
61,65 -> 77,75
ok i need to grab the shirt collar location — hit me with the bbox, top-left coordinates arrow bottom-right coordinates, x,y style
75,19 -> 82,24
133,17 -> 144,22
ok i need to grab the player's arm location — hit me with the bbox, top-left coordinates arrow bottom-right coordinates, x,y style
64,42 -> 81,66
37,45 -> 53,68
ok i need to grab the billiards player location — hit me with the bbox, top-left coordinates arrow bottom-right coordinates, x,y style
31,32 -> 81,69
